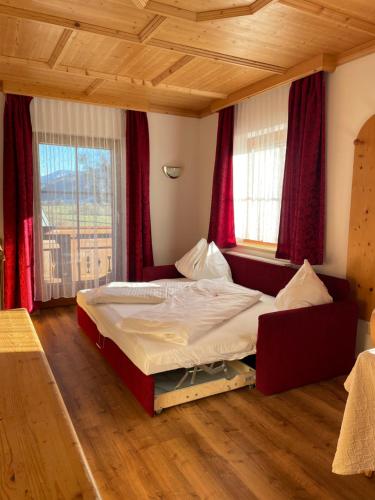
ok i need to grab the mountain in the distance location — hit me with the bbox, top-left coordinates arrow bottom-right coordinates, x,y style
41,164 -> 112,204
40,169 -> 72,188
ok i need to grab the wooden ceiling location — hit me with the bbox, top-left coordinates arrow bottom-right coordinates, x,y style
0,0 -> 374,117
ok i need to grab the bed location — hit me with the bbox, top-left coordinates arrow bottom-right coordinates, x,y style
77,253 -> 358,416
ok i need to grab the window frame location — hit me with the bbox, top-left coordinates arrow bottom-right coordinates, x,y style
34,131 -> 124,292
233,121 -> 288,246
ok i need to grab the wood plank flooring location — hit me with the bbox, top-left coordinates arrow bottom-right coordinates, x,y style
32,306 -> 374,499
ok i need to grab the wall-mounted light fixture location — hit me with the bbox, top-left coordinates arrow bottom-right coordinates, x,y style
162,165 -> 183,179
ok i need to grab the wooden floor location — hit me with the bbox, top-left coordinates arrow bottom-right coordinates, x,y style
32,306 -> 374,500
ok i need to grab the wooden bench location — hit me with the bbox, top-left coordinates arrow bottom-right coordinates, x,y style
0,309 -> 100,499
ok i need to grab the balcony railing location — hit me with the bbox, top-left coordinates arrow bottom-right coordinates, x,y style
42,226 -> 114,286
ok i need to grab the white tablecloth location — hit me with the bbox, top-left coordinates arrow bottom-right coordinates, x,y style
332,349 -> 375,475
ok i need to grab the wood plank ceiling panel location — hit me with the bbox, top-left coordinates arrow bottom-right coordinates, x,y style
315,0 -> 375,22
99,79 -> 212,110
0,60 -> 90,92
0,16 -> 62,60
155,3 -> 372,67
0,0 -> 374,116
60,32 -> 182,81
5,0 -> 154,34
162,58 -> 270,95
0,56 -> 210,114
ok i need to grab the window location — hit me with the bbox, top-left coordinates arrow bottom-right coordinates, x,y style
31,99 -> 125,301
233,84 -> 290,246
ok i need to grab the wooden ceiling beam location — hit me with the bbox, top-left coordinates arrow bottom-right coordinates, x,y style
197,4 -> 252,22
48,28 -> 75,69
84,78 -> 105,95
279,0 -> 375,36
208,53 -> 336,113
337,39 -> 375,66
138,15 -> 167,43
144,1 -> 197,21
147,39 -> 286,72
0,3 -> 285,72
152,55 -> 194,86
130,0 -> 150,8
251,0 -> 278,15
2,80 -> 201,117
196,0 -> 275,22
0,54 -> 226,99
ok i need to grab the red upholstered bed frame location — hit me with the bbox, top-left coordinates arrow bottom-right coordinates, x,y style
77,253 -> 358,415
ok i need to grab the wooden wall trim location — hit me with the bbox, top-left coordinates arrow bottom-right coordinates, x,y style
337,39 -> 375,66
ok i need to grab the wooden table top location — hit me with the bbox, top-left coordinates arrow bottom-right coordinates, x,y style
0,308 -> 101,499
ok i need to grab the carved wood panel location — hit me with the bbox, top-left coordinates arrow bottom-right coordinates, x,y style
347,114 -> 375,320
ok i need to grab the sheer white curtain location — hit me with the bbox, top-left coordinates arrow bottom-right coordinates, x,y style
233,84 -> 290,244
31,98 -> 126,301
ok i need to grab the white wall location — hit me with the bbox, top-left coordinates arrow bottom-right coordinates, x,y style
148,112 -> 201,265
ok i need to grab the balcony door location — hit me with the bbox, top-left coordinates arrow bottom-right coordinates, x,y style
31,99 -> 125,301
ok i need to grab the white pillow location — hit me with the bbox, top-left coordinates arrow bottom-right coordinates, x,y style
175,239 -> 232,282
175,238 -> 207,279
275,259 -> 333,310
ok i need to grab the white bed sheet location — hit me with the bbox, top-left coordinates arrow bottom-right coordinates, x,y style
77,280 -> 277,375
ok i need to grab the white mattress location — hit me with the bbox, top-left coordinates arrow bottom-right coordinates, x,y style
77,280 -> 277,375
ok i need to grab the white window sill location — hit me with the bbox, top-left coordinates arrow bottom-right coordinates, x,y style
225,244 -> 293,267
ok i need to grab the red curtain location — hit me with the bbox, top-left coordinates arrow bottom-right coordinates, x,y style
208,106 -> 236,248
276,72 -> 326,264
126,110 -> 154,281
3,94 -> 34,312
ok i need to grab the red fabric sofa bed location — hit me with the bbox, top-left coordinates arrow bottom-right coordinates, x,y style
77,253 -> 358,415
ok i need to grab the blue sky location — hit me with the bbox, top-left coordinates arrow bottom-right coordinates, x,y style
39,144 -> 111,177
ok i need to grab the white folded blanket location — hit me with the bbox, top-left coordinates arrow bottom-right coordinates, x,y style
116,279 -> 262,345
85,281 -> 189,305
